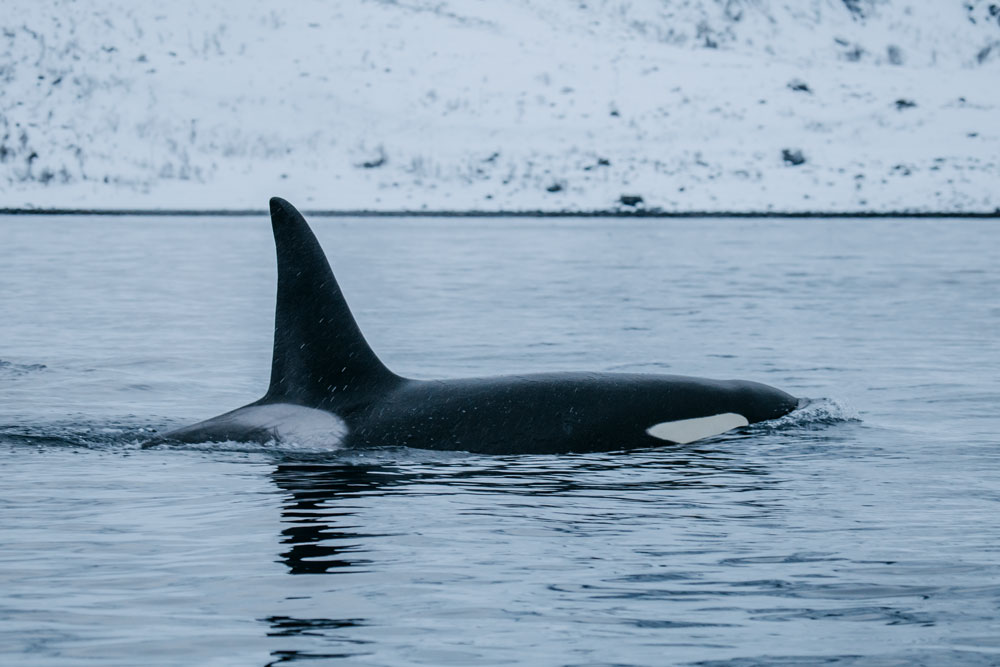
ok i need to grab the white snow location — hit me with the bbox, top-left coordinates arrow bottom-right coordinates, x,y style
2,1 -> 998,212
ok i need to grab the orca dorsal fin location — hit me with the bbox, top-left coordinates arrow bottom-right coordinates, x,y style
262,197 -> 398,408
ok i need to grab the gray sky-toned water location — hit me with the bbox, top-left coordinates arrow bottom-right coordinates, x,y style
2,216 -> 999,665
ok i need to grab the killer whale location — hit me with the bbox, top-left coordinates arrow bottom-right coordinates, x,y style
151,197 -> 798,454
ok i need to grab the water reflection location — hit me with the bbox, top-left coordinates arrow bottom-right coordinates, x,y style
265,615 -> 366,636
263,450 -> 777,663
265,648 -> 361,666
270,463 -> 406,574
263,616 -> 370,666
269,448 -> 772,575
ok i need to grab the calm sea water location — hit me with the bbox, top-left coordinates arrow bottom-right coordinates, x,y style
1,215 -> 998,666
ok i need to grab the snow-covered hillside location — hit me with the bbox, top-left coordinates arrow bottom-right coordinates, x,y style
3,1 -> 999,212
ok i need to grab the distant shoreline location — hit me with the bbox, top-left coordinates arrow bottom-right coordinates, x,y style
2,208 -> 999,219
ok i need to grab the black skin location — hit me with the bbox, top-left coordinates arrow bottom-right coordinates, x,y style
339,374 -> 796,455
150,198 -> 798,454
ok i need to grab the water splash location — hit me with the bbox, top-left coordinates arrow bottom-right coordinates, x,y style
0,419 -> 157,449
756,397 -> 861,432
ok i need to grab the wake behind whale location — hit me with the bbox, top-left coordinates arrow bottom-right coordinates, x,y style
149,198 -> 798,454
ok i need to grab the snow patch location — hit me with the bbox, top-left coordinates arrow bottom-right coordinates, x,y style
2,1 -> 998,212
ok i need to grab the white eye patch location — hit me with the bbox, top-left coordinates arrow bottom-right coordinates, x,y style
646,413 -> 749,444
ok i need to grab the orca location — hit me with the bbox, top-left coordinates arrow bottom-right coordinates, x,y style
149,197 -> 799,454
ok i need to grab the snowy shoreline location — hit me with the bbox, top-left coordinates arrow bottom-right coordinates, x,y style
3,207 -> 997,218
4,1 -> 999,213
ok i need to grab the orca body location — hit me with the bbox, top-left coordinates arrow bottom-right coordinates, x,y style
153,198 -> 798,454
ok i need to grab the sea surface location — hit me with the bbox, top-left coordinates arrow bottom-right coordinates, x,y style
1,215 -> 998,666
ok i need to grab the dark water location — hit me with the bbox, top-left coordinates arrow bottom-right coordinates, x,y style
2,216 -> 998,666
